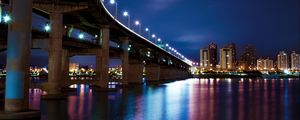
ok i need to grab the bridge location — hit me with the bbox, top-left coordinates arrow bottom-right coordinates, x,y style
0,0 -> 192,114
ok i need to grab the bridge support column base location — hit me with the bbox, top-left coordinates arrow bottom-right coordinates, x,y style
145,64 -> 160,83
128,63 -> 144,84
160,67 -> 172,80
0,110 -> 40,120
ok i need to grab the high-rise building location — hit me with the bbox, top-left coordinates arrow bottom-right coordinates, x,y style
239,45 -> 256,70
200,49 -> 209,69
291,51 -> 300,71
257,58 -> 274,71
208,42 -> 217,68
69,63 -> 79,72
219,48 -> 233,70
277,51 -> 288,70
225,43 -> 237,68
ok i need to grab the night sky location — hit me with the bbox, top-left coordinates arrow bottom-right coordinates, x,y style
0,0 -> 300,67
115,0 -> 300,60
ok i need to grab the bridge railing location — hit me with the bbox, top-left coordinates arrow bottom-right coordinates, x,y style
96,0 -> 192,66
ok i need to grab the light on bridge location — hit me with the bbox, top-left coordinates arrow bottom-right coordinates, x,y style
78,33 -> 85,39
157,38 -> 161,42
44,24 -> 51,32
152,34 -> 156,38
123,11 -> 128,16
3,14 -> 11,23
123,11 -> 130,27
135,20 -> 140,25
145,28 -> 149,32
109,0 -> 116,4
166,44 -> 169,47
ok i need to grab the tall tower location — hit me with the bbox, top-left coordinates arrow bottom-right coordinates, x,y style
208,42 -> 217,69
220,48 -> 233,70
239,45 -> 256,70
277,51 -> 288,70
225,43 -> 237,68
200,49 -> 209,69
291,51 -> 300,71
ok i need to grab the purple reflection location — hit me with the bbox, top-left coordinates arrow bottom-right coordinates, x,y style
24,78 -> 300,120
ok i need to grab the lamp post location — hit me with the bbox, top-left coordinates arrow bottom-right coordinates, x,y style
145,28 -> 150,39
123,11 -> 130,28
110,0 -> 118,19
135,20 -> 141,34
151,34 -> 157,43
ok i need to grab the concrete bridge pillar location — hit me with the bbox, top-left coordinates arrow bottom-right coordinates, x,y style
160,67 -> 171,80
61,49 -> 69,87
128,61 -> 144,84
44,11 -> 64,97
95,25 -> 110,88
120,37 -> 129,85
145,64 -> 160,82
4,0 -> 32,112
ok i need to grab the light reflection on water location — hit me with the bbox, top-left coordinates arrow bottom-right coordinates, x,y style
26,78 -> 300,120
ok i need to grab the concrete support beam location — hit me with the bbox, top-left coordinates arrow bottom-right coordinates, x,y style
4,0 -> 32,112
160,67 -> 171,80
45,11 -> 63,96
128,61 -> 144,84
61,49 -> 69,87
96,25 -> 110,88
145,64 -> 160,82
120,37 -> 129,85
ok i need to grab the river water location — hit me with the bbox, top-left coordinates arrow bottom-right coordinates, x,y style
4,78 -> 300,120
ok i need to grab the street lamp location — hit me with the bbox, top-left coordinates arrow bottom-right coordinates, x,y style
110,0 -> 118,19
135,20 -> 141,34
145,28 -> 150,39
151,34 -> 157,43
123,11 -> 130,27
165,44 -> 169,50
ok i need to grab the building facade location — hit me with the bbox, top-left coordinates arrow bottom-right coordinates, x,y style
291,51 -> 300,71
208,42 -> 217,69
239,45 -> 256,70
200,49 -> 209,69
277,51 -> 288,71
219,48 -> 233,70
225,43 -> 237,68
257,58 -> 274,71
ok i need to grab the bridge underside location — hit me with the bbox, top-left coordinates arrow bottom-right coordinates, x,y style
0,0 -> 192,114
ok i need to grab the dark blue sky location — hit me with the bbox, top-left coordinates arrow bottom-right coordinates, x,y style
114,0 -> 300,61
1,0 -> 299,67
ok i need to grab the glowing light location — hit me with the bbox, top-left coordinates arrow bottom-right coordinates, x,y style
3,14 -> 11,23
166,44 -> 169,47
78,33 -> 84,39
145,28 -> 149,31
123,11 -> 128,16
157,38 -> 161,42
110,0 -> 115,4
152,34 -> 156,38
135,20 -> 140,25
284,69 -> 290,75
44,24 -> 51,32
